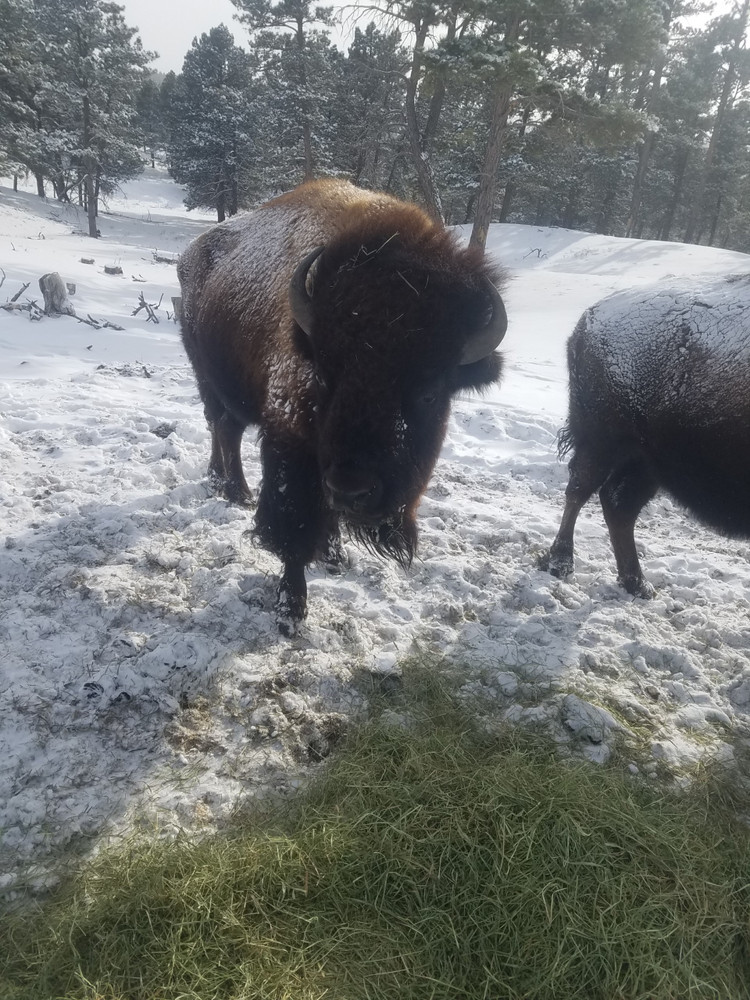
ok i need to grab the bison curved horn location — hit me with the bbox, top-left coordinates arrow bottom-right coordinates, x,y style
289,245 -> 325,336
459,278 -> 507,366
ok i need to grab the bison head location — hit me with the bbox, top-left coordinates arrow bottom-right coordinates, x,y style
288,234 -> 506,566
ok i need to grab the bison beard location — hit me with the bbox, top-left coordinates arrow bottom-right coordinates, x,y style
349,517 -> 416,571
178,179 -> 507,633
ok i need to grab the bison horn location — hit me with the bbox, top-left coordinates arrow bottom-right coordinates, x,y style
289,245 -> 325,336
459,278 -> 507,366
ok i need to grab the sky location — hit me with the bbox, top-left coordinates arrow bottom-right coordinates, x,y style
119,0 -> 247,72
118,0 -> 354,73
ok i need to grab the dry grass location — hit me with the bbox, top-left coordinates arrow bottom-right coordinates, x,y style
3,666 -> 750,999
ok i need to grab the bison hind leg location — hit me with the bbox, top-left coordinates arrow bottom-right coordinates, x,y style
543,442 -> 612,580
599,457 -> 658,597
206,408 -> 254,507
318,518 -> 350,575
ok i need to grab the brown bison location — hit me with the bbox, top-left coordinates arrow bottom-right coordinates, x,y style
544,274 -> 750,596
178,179 -> 508,632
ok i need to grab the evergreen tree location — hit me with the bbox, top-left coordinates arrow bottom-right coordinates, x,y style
135,77 -> 165,167
0,0 -> 152,235
0,0 -> 55,195
168,25 -> 257,220
331,24 -> 407,190
230,0 -> 337,182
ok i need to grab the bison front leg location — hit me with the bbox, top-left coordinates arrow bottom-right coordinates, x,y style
254,437 -> 328,634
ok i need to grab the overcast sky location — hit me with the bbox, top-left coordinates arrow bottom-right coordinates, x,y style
118,0 -> 250,73
118,0 -> 354,74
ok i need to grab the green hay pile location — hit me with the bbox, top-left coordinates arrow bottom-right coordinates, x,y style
3,678 -> 750,1000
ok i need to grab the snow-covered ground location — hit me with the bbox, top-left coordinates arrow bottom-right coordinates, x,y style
2,167 -> 750,896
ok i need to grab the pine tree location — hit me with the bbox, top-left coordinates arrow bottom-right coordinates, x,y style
135,78 -> 165,167
230,0 -> 337,183
331,24 -> 407,190
168,25 -> 257,220
1,0 -> 152,235
0,0 -> 54,195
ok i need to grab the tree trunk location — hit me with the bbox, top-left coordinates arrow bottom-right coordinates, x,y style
469,78 -> 513,249
469,15 -> 519,250
659,148 -> 688,241
708,192 -> 721,246
39,272 -> 76,316
498,178 -> 515,222
297,14 -> 315,181
403,14 -> 443,222
596,169 -> 620,235
84,158 -> 97,237
82,92 -> 98,238
463,189 -> 476,225
626,130 -> 657,238
562,180 -> 580,229
35,172 -> 45,197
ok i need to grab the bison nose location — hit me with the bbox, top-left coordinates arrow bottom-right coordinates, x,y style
324,466 -> 383,514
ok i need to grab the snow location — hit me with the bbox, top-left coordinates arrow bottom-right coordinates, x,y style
2,167 -> 750,897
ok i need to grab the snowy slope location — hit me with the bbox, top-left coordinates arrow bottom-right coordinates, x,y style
2,168 -> 750,896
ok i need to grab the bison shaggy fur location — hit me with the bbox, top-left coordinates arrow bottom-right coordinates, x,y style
178,179 -> 508,631
544,273 -> 750,596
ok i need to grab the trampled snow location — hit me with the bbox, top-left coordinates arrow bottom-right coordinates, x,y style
2,167 -> 750,896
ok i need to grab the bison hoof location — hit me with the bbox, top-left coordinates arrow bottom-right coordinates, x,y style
277,613 -> 300,638
620,576 -> 655,599
225,484 -> 255,508
276,580 -> 307,635
208,471 -> 255,508
320,540 -> 350,575
540,549 -> 573,580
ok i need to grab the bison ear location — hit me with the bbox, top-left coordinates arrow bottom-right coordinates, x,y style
289,245 -> 325,336
459,278 -> 507,366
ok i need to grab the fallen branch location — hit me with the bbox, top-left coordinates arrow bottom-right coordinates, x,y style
152,251 -> 178,265
76,314 -> 125,331
10,282 -> 30,302
2,299 -> 44,321
132,291 -> 161,323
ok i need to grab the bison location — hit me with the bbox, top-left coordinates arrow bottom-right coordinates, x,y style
178,179 -> 508,631
544,273 -> 750,597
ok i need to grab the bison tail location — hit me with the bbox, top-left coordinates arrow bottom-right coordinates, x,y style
557,423 -> 575,461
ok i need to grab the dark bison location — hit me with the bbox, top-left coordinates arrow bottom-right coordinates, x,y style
545,274 -> 750,596
178,179 -> 508,631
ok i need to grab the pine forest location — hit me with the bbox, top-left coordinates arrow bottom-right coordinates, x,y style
1,0 -> 750,251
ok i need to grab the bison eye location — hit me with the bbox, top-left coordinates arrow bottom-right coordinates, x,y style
420,391 -> 437,405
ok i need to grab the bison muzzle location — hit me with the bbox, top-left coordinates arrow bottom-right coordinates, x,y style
178,179 -> 508,632
544,274 -> 750,596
